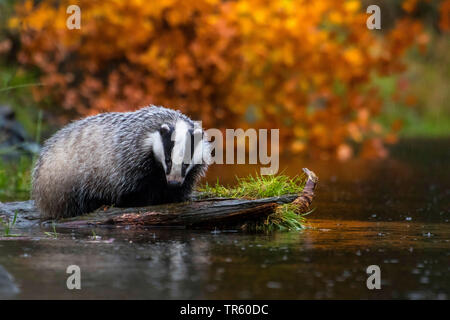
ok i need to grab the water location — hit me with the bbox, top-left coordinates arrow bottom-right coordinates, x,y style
0,138 -> 449,299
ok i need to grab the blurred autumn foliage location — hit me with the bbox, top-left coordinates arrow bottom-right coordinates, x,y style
6,0 -> 448,159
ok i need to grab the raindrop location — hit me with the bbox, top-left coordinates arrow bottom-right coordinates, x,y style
266,281 -> 282,289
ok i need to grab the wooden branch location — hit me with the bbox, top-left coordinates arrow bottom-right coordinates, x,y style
0,168 -> 318,229
292,168 -> 318,213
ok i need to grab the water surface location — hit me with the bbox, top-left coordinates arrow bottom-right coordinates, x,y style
0,138 -> 448,299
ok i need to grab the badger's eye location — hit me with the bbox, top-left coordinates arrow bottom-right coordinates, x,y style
164,159 -> 172,174
181,163 -> 189,175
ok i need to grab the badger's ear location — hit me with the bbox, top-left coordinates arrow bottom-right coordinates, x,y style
160,124 -> 170,135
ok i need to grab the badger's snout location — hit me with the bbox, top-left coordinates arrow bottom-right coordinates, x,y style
167,180 -> 183,188
166,173 -> 184,187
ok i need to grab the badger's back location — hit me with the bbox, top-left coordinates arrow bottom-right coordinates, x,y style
32,107 -> 206,219
32,113 -> 122,218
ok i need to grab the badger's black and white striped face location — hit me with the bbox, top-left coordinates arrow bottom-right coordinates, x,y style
146,120 -> 208,187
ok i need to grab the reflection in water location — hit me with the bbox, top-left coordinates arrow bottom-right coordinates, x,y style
0,265 -> 20,298
0,138 -> 449,299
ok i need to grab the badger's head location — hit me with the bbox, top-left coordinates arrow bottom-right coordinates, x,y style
146,120 -> 211,187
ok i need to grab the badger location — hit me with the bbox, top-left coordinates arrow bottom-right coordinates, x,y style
32,106 -> 211,219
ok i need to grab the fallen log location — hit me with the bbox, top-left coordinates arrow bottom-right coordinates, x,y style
0,168 -> 318,230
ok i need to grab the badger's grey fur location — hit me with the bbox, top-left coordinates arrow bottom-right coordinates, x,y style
32,106 -> 211,219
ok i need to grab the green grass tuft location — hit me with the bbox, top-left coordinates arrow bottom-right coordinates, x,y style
0,210 -> 21,237
43,221 -> 58,239
256,203 -> 312,232
198,173 -> 309,231
0,156 -> 33,202
199,173 -> 306,199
